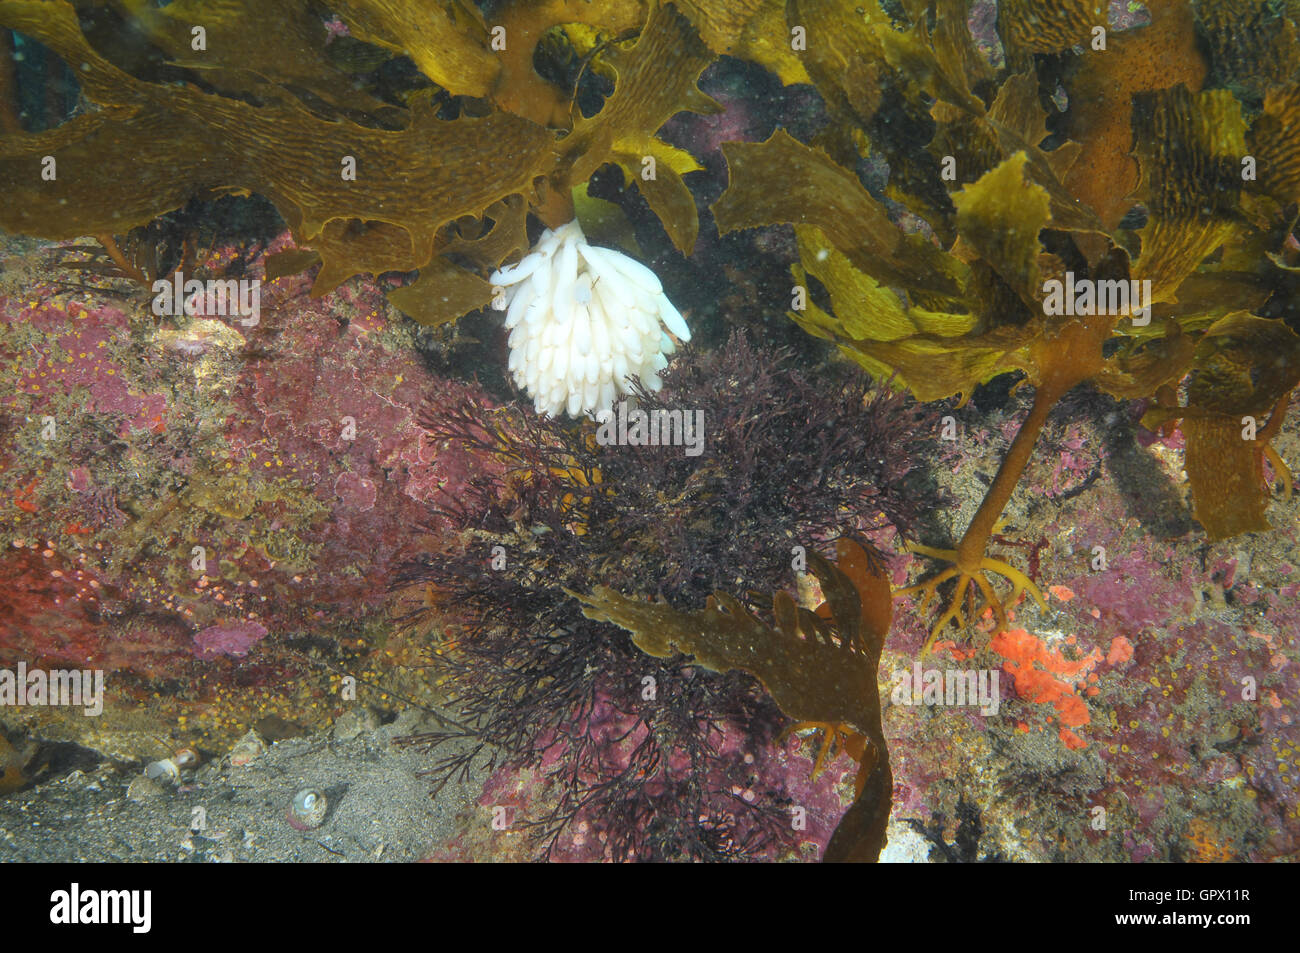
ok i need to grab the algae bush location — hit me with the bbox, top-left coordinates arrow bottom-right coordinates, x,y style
0,0 -> 1297,866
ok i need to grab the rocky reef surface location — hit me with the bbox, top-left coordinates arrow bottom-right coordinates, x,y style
2,224 -> 1296,860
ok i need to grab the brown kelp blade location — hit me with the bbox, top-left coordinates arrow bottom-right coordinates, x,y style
571,537 -> 895,861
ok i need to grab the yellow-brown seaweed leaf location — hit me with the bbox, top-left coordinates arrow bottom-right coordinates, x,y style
785,0 -> 890,125
1133,87 -> 1246,223
713,129 -> 968,302
981,74 -> 1100,235
0,0 -> 157,105
1183,415 -> 1273,540
227,99 -> 552,272
1092,321 -> 1195,400
1193,0 -> 1300,99
0,0 -> 555,289
490,0 -> 647,127
1130,87 -> 1248,304
439,195 -> 531,273
787,224 -> 991,395
677,0 -> 808,85
835,323 -> 1034,404
563,1 -> 719,179
573,583 -> 874,730
775,153 -> 1054,404
382,198 -> 529,322
609,138 -> 704,254
1249,84 -> 1300,208
996,0 -> 1100,58
559,2 -> 720,248
951,152 -> 1051,308
873,8 -> 984,116
111,0 -> 397,116
1180,314 -> 1300,540
0,108 -> 223,240
308,220 -> 424,295
387,257 -> 493,328
1063,0 -> 1207,232
930,0 -> 996,96
263,247 -> 323,283
791,226 -> 976,343
328,0 -> 499,99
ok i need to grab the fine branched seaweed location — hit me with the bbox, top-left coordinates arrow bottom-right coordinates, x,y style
394,334 -> 920,860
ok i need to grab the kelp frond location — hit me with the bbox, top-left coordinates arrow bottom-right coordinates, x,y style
0,1 -> 731,324
572,537 -> 895,862
712,0 -> 1300,644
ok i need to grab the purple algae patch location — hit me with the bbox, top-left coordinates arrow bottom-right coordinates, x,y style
192,620 -> 269,658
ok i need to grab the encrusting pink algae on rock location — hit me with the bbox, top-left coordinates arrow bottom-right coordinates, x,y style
0,231 -> 501,753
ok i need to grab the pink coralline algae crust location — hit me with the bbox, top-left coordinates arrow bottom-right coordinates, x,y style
1095,614 -> 1298,860
220,264 -> 493,614
3,298 -> 167,435
333,472 -> 378,513
192,620 -> 269,658
1042,425 -> 1098,498
1074,547 -> 1198,636
0,236 -> 499,708
885,396 -> 1300,861
1027,491 -> 1299,860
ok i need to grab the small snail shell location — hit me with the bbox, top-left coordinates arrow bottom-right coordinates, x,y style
173,747 -> 200,770
144,758 -> 179,783
229,730 -> 267,767
287,788 -> 328,831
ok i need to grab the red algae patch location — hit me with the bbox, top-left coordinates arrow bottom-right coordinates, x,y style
1048,584 -> 1075,602
1106,636 -> 1134,666
989,627 -> 1102,747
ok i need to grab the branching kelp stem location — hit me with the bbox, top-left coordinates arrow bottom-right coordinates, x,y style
902,314 -> 1115,649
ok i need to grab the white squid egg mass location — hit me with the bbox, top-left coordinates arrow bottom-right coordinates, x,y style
489,219 -> 691,418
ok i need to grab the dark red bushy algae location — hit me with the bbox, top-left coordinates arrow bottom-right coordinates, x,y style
395,334 -> 921,861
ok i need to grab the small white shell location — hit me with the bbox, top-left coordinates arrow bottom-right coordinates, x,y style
229,729 -> 267,767
287,788 -> 328,830
144,758 -> 179,783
